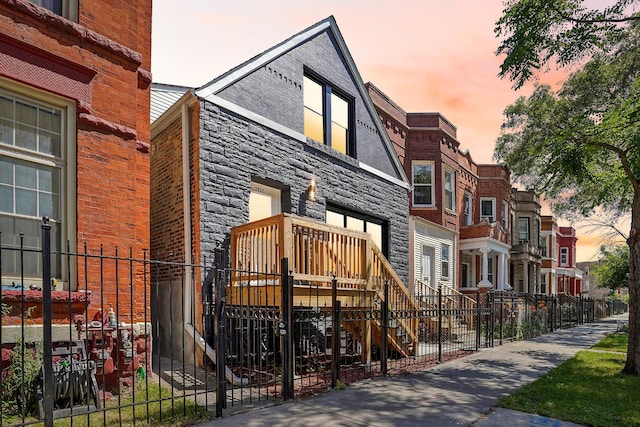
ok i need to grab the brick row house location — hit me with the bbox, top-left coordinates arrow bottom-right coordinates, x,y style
367,83 -> 512,295
0,0 -> 152,384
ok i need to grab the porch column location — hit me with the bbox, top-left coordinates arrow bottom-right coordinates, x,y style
523,260 -> 529,294
478,247 -> 492,288
499,252 -> 507,290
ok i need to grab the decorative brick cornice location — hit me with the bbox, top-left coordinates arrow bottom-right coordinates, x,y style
78,112 -> 137,140
136,140 -> 150,153
1,0 -> 142,66
138,68 -> 152,88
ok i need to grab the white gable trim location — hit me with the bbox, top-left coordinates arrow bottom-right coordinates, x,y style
195,21 -> 331,99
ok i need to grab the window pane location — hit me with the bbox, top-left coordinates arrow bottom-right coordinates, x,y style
39,168 -> 53,192
0,118 -> 13,146
414,186 -> 432,205
303,76 -> 323,114
331,122 -> 347,154
331,93 -> 349,128
0,158 -> 11,184
0,95 -> 12,120
39,192 -> 57,219
346,216 -> 364,232
15,188 -> 37,216
413,164 -> 432,184
304,108 -> 324,144
39,109 -> 61,133
367,222 -> 382,250
15,101 -> 37,127
326,210 -> 344,227
15,163 -> 37,189
15,124 -> 37,151
39,131 -> 61,156
0,184 -> 12,212
481,200 -> 493,216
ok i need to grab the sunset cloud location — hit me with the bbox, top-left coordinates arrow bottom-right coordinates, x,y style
151,0 -> 618,261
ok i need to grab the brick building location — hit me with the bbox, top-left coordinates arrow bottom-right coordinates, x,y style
0,0 -> 151,333
557,226 -> 583,295
368,83 -> 512,293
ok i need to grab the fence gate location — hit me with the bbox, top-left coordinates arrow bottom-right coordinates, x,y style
212,257 -> 294,416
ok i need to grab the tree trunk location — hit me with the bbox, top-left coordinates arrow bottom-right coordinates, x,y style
624,190 -> 640,375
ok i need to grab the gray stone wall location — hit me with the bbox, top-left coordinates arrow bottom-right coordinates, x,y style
217,29 -> 401,180
198,100 -> 409,283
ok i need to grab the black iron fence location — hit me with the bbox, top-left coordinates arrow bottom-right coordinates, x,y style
1,226 -> 627,424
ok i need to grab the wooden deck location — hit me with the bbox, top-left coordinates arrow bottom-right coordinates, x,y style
229,213 -> 418,356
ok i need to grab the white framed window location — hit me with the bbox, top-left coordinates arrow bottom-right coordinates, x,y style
480,198 -> 495,222
502,200 -> 508,229
0,82 -> 76,284
441,243 -> 450,280
540,273 -> 547,294
463,192 -> 472,225
444,169 -> 455,211
540,235 -> 548,257
560,247 -> 569,266
28,0 -> 78,21
304,74 -> 352,156
518,217 -> 529,242
412,161 -> 434,207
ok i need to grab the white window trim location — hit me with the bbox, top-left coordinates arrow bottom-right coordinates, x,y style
412,161 -> 435,208
518,217 -> 530,242
441,243 -> 450,280
0,78 -> 76,287
560,247 -> 569,266
444,168 -> 455,212
502,200 -> 508,230
463,192 -> 472,225
480,197 -> 496,223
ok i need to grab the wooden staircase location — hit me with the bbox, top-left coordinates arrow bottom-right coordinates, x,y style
230,213 -> 419,357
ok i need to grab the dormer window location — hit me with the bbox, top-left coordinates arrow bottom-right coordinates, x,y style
303,74 -> 352,156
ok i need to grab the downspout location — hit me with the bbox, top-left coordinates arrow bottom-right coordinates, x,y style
180,102 -> 247,386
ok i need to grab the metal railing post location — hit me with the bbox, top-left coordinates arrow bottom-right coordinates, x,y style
331,275 -> 340,388
381,280 -> 389,376
214,248 -> 228,417
281,258 -> 294,400
437,284 -> 443,363
475,289 -> 481,351
41,218 -> 53,427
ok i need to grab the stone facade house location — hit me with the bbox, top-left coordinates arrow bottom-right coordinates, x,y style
510,190 -> 542,293
150,17 -> 410,358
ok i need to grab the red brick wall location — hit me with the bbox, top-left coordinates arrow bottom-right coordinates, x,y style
0,0 -> 151,321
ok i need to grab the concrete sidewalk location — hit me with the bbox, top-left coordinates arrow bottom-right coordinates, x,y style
199,314 -> 627,426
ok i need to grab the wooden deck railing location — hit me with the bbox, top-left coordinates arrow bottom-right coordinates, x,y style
230,213 -> 418,356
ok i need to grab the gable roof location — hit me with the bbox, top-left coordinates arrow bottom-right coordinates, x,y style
151,83 -> 192,122
194,16 -> 408,185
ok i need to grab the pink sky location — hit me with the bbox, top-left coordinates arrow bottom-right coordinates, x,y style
151,0 -> 617,261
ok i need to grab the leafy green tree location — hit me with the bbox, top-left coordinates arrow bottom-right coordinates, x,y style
593,245 -> 630,290
494,1 -> 640,375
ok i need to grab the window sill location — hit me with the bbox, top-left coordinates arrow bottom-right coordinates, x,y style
1,290 -> 91,325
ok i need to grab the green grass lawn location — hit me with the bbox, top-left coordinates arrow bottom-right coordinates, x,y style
499,333 -> 640,427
